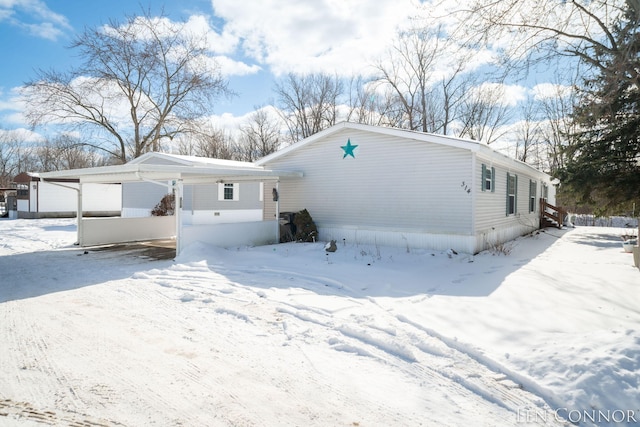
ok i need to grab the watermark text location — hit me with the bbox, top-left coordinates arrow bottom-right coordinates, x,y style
517,408 -> 638,424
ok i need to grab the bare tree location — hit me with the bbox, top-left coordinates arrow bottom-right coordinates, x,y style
455,0 -> 626,78
372,25 -> 482,136
33,135 -> 102,171
538,83 -> 577,175
437,64 -> 474,136
0,130 -> 36,186
237,107 -> 282,161
513,98 -> 542,166
177,124 -> 238,160
373,27 -> 441,132
457,83 -> 511,144
274,73 -> 343,143
23,9 -> 233,163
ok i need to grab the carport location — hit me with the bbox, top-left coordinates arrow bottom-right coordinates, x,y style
39,160 -> 302,256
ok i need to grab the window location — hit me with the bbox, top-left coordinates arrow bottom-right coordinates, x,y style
218,183 -> 239,201
480,164 -> 496,193
506,173 -> 517,215
224,183 -> 234,200
529,180 -> 537,213
541,183 -> 549,202
481,164 -> 495,192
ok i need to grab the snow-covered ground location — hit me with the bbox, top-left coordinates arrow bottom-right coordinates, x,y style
0,218 -> 639,427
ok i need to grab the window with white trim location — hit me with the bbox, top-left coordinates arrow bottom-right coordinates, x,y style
481,164 -> 495,192
218,183 -> 239,201
541,183 -> 549,202
529,180 -> 537,213
506,173 -> 517,215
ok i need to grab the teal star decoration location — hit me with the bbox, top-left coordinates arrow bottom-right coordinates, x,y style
341,139 -> 358,158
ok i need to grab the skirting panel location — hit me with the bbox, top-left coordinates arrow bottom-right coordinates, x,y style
319,226 -> 477,254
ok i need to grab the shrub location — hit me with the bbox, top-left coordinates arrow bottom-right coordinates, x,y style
293,209 -> 318,242
151,193 -> 175,216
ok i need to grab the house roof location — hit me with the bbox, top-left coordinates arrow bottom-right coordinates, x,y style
13,172 -> 40,182
256,121 -> 550,177
39,152 -> 303,185
128,152 -> 260,168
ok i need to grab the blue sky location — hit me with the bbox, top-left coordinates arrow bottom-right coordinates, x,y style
0,0 -> 434,132
0,0 -> 569,148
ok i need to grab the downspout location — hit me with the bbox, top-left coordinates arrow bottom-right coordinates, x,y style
174,179 -> 183,256
275,180 -> 280,245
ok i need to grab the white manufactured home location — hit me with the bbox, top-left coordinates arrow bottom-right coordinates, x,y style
257,122 -> 558,254
39,122 -> 560,256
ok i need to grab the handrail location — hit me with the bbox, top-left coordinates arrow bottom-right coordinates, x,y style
540,199 -> 566,229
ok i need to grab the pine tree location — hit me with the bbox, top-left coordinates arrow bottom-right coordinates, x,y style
560,0 -> 640,214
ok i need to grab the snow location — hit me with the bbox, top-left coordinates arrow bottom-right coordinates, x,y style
1,218 -> 639,426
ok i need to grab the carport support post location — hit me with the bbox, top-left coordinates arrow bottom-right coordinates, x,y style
174,179 -> 183,256
77,182 -> 83,246
275,180 -> 280,244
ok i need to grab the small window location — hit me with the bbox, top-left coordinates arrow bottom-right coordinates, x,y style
224,183 -> 234,200
506,173 -> 517,215
541,183 -> 549,201
529,180 -> 537,213
218,183 -> 239,201
481,164 -> 495,192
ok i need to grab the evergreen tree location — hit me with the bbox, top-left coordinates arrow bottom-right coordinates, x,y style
559,0 -> 640,213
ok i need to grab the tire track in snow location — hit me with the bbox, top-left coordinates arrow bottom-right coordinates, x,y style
276,304 -> 520,424
0,398 -> 122,426
276,301 -> 565,426
138,262 -> 562,425
395,314 -> 566,425
5,302 -> 85,412
106,281 -> 233,426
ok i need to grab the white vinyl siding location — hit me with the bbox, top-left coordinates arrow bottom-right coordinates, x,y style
122,182 -> 170,215
474,154 -> 549,239
265,128 -> 474,235
124,182 -> 260,214
262,180 -> 278,220
260,123 -> 557,253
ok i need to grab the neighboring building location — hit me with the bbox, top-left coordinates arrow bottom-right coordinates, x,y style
257,121 -> 558,254
12,172 -> 121,219
0,188 -> 16,217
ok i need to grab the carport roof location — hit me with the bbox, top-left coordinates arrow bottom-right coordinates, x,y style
39,153 -> 303,184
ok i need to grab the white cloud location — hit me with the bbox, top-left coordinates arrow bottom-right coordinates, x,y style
107,15 -> 258,78
470,82 -> 528,107
184,14 -> 238,55
209,55 -> 261,77
0,0 -> 70,40
531,83 -> 573,101
0,126 -> 45,143
210,0 -> 422,76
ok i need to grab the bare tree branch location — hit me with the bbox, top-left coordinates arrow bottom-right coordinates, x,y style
22,9 -> 233,163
